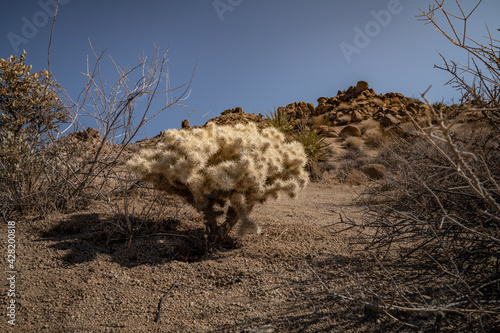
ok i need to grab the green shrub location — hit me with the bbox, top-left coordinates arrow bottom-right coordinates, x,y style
266,107 -> 294,134
293,126 -> 330,180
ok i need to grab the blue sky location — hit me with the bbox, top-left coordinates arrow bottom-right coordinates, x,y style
1,0 -> 499,139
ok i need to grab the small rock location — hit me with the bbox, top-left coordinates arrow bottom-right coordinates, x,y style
317,97 -> 327,105
317,125 -> 338,137
249,325 -> 274,333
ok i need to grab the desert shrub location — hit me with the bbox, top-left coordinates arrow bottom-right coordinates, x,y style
0,51 -> 68,216
363,128 -> 385,148
267,109 -> 331,181
0,47 -> 192,222
308,114 -> 331,129
266,107 -> 294,134
335,148 -> 371,183
127,123 -> 309,242
358,119 -> 379,134
337,114 -> 351,125
335,2 -> 500,329
293,125 -> 331,181
343,136 -> 364,151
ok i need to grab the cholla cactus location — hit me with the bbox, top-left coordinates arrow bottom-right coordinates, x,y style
127,122 -> 309,240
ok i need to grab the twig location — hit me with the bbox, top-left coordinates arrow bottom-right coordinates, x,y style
303,260 -> 500,317
154,281 -> 178,323
137,233 -> 199,240
47,0 -> 60,75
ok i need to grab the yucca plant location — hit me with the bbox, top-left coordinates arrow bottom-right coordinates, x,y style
266,107 -> 294,134
293,125 -> 330,180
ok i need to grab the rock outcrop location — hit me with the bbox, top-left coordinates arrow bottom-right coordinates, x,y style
197,81 -> 428,133
70,127 -> 100,142
181,119 -> 190,129
276,101 -> 316,120
309,81 -> 428,128
205,107 -> 267,128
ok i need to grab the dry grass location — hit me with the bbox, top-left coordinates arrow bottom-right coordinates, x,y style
343,136 -> 364,151
337,114 -> 351,125
363,128 -> 386,149
358,119 -> 380,134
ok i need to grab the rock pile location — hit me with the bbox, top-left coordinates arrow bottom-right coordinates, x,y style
69,127 -> 100,142
276,101 -> 315,120
277,81 -> 429,129
193,81 -> 428,135
205,107 -> 267,128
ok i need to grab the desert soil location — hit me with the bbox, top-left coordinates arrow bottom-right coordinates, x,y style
0,178 -> 417,333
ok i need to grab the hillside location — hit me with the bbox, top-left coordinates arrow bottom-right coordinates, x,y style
2,81 -> 497,333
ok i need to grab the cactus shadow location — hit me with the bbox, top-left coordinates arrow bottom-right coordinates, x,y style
40,212 -> 240,268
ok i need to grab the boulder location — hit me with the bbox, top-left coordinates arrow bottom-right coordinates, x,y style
317,125 -> 338,138
207,108 -> 266,127
316,104 -> 332,115
317,97 -> 328,105
73,127 -> 100,141
327,96 -> 338,105
354,81 -> 369,95
406,102 -> 420,114
280,101 -> 313,120
380,114 -> 401,127
351,110 -> 363,123
339,125 -> 362,139
307,103 -> 316,114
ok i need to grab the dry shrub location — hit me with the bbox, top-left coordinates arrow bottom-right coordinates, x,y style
335,118 -> 499,329
337,114 -> 351,125
1,46 -> 193,226
0,51 -> 69,217
335,148 -> 371,183
343,136 -> 364,151
363,128 -> 385,149
308,114 -> 331,129
98,180 -> 185,242
359,119 -> 380,134
333,2 -> 500,329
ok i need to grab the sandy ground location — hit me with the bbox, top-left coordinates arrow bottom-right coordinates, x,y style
1,180 -> 411,333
